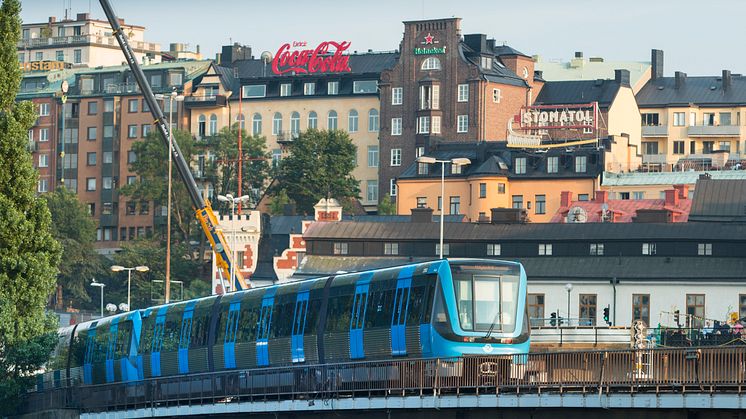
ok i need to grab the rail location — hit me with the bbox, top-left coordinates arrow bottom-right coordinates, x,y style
21,347 -> 746,415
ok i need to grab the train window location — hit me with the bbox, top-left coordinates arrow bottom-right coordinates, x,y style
270,297 -> 294,338
139,315 -> 156,353
70,328 -> 88,368
304,297 -> 322,335
326,294 -> 354,332
364,278 -> 396,329
407,286 -> 428,325
115,321 -> 132,358
237,300 -> 260,343
190,312 -> 209,348
178,316 -> 193,349
451,265 -> 521,333
161,311 -> 182,352
93,327 -> 108,363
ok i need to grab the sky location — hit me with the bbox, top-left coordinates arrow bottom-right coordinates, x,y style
18,0 -> 745,76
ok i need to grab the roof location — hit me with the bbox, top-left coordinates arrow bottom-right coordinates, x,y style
637,74 -> 746,107
293,256 -> 434,278
493,45 -> 530,58
689,179 -> 746,222
268,214 -> 466,236
602,170 -> 746,187
534,79 -> 622,108
550,198 -> 692,223
535,57 -> 650,91
303,221 -> 746,242
230,52 -> 398,80
459,44 -> 527,88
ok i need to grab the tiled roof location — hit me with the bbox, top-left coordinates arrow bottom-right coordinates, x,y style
689,179 -> 746,222
637,74 -> 746,107
602,170 -> 746,186
534,79 -> 622,108
550,198 -> 692,223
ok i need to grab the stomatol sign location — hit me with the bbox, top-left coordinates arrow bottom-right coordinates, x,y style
272,41 -> 352,75
519,103 -> 598,131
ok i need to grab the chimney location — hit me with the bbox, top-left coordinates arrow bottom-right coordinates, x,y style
463,34 -> 487,53
411,207 -> 434,223
196,44 -> 201,54
486,38 -> 495,51
594,190 -> 608,203
675,71 -> 687,89
560,191 -> 573,207
673,184 -> 689,199
722,70 -> 732,91
615,69 -> 630,87
664,189 -> 679,206
574,51 -> 583,58
651,49 -> 664,79
76,13 -> 89,21
48,16 -> 56,23
490,208 -> 527,224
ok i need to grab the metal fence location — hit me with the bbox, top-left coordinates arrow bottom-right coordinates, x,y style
22,347 -> 746,415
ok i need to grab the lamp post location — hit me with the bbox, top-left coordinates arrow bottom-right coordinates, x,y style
565,283 -> 573,326
416,156 -> 471,259
111,265 -> 150,310
155,90 -> 184,304
90,279 -> 105,318
59,80 -> 69,188
218,193 -> 251,288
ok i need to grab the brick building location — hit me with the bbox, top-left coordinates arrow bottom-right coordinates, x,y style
378,18 -> 542,201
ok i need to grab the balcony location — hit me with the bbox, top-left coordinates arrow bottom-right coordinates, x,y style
687,125 -> 741,137
642,153 -> 669,164
276,131 -> 299,144
641,125 -> 668,137
183,95 -> 228,108
17,35 -> 159,52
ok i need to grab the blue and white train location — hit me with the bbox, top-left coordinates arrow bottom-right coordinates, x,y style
39,258 -> 530,387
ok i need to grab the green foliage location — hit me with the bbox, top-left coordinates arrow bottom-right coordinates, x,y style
275,129 -> 359,214
377,194 -> 396,215
268,188 -> 292,215
0,0 -> 21,111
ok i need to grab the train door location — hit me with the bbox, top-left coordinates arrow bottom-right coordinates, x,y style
349,274 -> 371,359
150,306 -> 168,377
391,276 -> 412,356
223,299 -> 240,369
291,290 -> 309,363
83,322 -> 97,384
105,318 -> 119,383
256,290 -> 275,366
178,301 -> 196,374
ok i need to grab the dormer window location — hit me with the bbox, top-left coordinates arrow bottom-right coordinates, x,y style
481,56 -> 492,69
421,57 -> 441,70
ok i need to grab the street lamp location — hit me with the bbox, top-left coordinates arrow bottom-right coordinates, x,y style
218,193 -> 252,289
111,265 -> 150,311
416,156 -> 471,259
90,278 -> 105,319
155,90 -> 184,304
565,283 -> 573,325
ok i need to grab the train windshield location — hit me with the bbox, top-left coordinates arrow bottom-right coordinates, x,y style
451,263 -> 520,333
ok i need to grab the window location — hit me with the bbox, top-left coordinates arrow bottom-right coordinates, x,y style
353,80 -> 377,94
544,156 -> 558,173
37,179 -> 48,193
720,112 -> 732,126
673,140 -> 685,154
514,157 -> 526,174
87,102 -> 98,115
142,124 -> 151,137
127,176 -> 136,185
435,243 -> 449,256
420,57 -> 441,70
673,112 -> 685,126
740,295 -> 746,325
56,50 -> 64,61
437,196 -> 442,211
641,113 -> 659,126
366,109 -> 379,132
243,85 -> 266,98
417,116 -> 430,134
35,51 -> 43,61
572,156 -> 587,173
538,243 -> 552,256
140,201 -> 149,215
703,113 -> 715,126
127,150 -> 137,164
142,100 -> 150,113
327,110 -> 338,130
251,113 -> 262,135
103,152 -> 113,164
367,145 -> 379,168
333,242 -> 348,255
431,116 -> 441,134
457,84 -> 469,102
149,74 -> 162,88
209,114 -> 218,135
479,183 -> 487,198
390,148 -> 401,166
39,103 -> 49,116
272,149 -> 281,167
419,84 -> 440,110
390,179 -> 397,196
22,28 -> 29,39
280,83 -> 292,96
18,52 -> 24,63
327,81 -> 339,95
451,163 -> 462,174
127,124 -> 137,138
126,202 -> 136,215
481,56 -> 492,69
486,244 -> 501,256
128,99 -> 138,113
391,118 -> 402,135
290,112 -> 300,137
86,177 -> 96,192
73,49 -> 82,64
698,243 -> 712,256
512,195 -> 523,209
87,152 -> 96,166
104,99 -> 114,112
384,243 -> 399,255
703,141 -> 714,153
528,294 -> 545,327
590,243 -> 604,256
457,115 -> 468,133
307,111 -> 318,130
102,177 -> 113,190
492,88 -> 502,103
303,82 -> 315,95
579,294 -> 597,326
619,192 -> 630,200
719,141 -> 731,152
366,180 -> 378,201
392,87 -> 403,105
39,128 -> 48,142
87,203 -> 95,216
642,243 -> 656,255
449,196 -> 460,214
348,109 -> 358,132
686,294 -> 705,328
535,194 -> 546,214
38,154 -> 48,168
272,112 -> 282,135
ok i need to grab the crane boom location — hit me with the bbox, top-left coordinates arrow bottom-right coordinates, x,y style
98,0 -> 249,291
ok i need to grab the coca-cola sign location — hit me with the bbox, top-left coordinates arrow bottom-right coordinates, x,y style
272,41 -> 352,75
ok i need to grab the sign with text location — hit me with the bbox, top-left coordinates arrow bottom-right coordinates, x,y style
413,32 -> 446,55
520,103 -> 598,130
20,61 -> 66,72
272,41 -> 352,75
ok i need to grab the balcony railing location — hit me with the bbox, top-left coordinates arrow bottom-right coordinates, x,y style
641,125 -> 668,137
687,125 -> 741,137
18,35 -> 159,52
641,153 -> 669,164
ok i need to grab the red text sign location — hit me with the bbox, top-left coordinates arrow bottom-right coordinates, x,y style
272,41 -> 352,75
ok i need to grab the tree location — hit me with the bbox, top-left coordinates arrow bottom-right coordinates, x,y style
267,188 -> 293,215
377,194 -> 396,215
43,187 -> 107,308
275,129 -> 359,214
0,0 -> 62,410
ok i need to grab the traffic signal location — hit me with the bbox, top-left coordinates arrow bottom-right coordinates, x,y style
558,315 -> 564,327
550,312 -> 557,327
603,306 -> 611,326
674,310 -> 681,327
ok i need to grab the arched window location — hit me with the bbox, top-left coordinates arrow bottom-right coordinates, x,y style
252,113 -> 262,135
208,114 -> 218,135
348,109 -> 358,132
308,111 -> 318,130
327,110 -> 338,130
421,57 -> 441,70
198,114 -> 206,137
290,111 -> 300,138
272,112 -> 283,136
368,109 -> 379,132
236,113 -> 246,130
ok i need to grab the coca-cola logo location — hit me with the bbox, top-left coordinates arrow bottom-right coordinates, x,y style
272,41 -> 352,75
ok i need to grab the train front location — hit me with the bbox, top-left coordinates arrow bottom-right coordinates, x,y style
430,259 -> 530,357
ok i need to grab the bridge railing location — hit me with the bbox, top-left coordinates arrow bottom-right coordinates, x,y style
21,347 -> 746,415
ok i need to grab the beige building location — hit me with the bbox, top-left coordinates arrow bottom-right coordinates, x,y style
18,13 -> 161,68
600,170 -> 746,200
